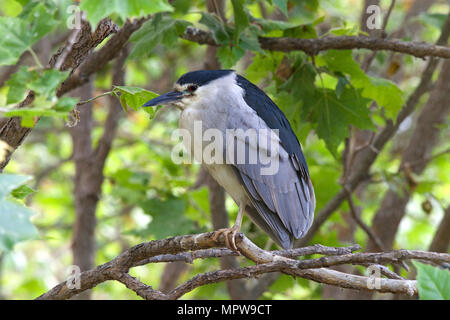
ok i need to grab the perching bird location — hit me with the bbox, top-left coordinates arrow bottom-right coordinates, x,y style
143,70 -> 315,250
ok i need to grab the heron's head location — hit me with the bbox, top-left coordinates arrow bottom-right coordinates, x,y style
143,69 -> 237,110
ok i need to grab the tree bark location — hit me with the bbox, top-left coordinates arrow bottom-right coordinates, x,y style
69,48 -> 127,299
69,81 -> 97,300
429,206 -> 450,253
368,59 -> 450,252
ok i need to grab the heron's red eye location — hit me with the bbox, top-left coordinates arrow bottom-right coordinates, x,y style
187,85 -> 198,92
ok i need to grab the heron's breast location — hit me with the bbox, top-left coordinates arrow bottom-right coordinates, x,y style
178,105 -> 226,162
204,163 -> 248,206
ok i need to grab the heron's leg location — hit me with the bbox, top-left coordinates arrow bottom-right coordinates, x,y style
213,203 -> 245,251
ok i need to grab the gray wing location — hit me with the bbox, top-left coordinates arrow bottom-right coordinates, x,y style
226,109 -> 315,249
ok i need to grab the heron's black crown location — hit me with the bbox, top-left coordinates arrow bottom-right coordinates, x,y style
176,70 -> 234,87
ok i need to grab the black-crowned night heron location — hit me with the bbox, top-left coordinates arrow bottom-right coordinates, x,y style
144,70 -> 315,250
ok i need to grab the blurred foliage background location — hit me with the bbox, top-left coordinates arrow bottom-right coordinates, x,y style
0,0 -> 449,300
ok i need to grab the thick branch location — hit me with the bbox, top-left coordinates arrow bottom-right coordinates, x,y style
183,27 -> 450,59
134,243 -> 362,265
36,231 -> 449,300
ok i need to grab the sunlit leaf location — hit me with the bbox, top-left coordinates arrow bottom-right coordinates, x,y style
0,3 -> 57,66
312,87 -> 374,157
231,0 -> 249,43
129,15 -> 191,59
199,12 -> 230,44
11,185 -> 35,200
270,0 -> 288,16
114,85 -> 158,111
217,45 -> 245,68
6,67 -> 36,104
137,196 -> 197,238
80,0 -> 173,27
415,262 -> 450,300
0,174 -> 38,251
28,69 -> 70,99
0,17 -> 33,66
320,50 -> 404,119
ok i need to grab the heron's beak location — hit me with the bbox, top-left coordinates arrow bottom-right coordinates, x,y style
143,91 -> 183,107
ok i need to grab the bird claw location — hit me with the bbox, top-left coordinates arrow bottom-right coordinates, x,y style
213,226 -> 240,252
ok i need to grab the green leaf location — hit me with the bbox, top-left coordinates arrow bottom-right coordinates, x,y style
280,58 -> 317,110
239,28 -> 262,52
0,174 -> 38,251
20,116 -> 35,127
312,87 -> 374,157
24,2 -> 58,41
361,77 -> 404,119
186,187 -> 210,228
282,17 -> 324,39
2,67 -> 74,126
137,196 -> 197,239
6,66 -> 35,105
53,97 -> 79,113
6,68 -> 69,105
129,16 -> 191,59
3,95 -> 78,127
418,13 -> 448,30
11,185 -> 35,200
320,50 -> 366,80
272,0 -> 288,16
335,77 -> 349,98
28,69 -> 70,99
329,25 -> 361,36
199,12 -> 230,44
0,174 -> 32,198
114,86 -> 158,111
231,0 -> 249,43
0,17 -> 33,66
4,108 -> 68,118
0,200 -> 38,250
111,168 -> 151,191
251,18 -> 297,33
217,45 -> 245,68
280,57 -> 374,157
320,50 -> 404,119
246,52 -> 283,83
0,3 -> 57,66
415,262 -> 450,300
80,0 -> 173,27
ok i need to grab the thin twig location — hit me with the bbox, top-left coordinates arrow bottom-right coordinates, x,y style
76,91 -> 114,106
344,186 -> 386,252
362,0 -> 397,71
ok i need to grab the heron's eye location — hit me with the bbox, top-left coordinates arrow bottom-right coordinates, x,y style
187,85 -> 198,93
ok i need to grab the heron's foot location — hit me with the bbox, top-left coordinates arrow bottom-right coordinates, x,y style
212,225 -> 241,252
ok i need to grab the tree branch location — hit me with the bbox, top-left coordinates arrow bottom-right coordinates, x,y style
182,27 -> 450,59
36,231 -> 449,300
134,243 -> 362,266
